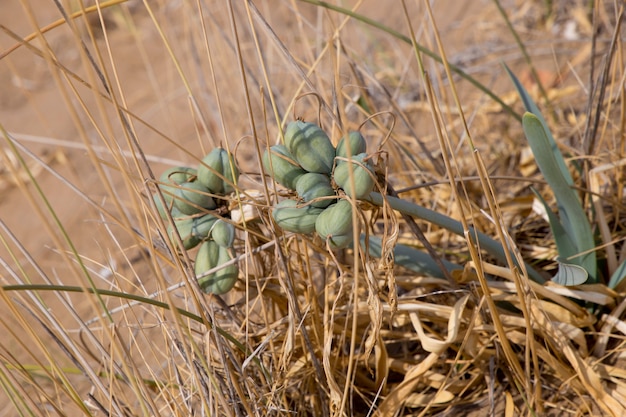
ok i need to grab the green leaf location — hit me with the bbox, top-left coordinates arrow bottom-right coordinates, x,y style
551,261 -> 588,286
366,192 -> 546,283
362,235 -> 461,279
530,188 -> 578,262
608,258 -> 626,290
504,63 -> 574,186
355,94 -> 372,114
506,65 -> 596,282
522,113 -> 596,281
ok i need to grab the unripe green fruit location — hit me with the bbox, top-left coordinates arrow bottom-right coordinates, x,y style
219,150 -> 239,194
158,166 -> 196,204
153,191 -> 183,219
262,144 -> 307,190
211,219 -> 236,248
196,241 -> 238,295
153,192 -> 172,219
197,148 -> 239,194
192,214 -> 219,239
333,153 -> 375,199
336,131 -> 367,158
195,241 -> 219,278
197,148 -> 223,193
295,172 -> 336,208
271,199 -> 324,234
174,181 -> 217,215
315,199 -> 354,249
168,218 -> 201,250
284,121 -> 335,174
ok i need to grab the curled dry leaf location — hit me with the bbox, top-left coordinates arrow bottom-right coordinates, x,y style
409,294 -> 470,354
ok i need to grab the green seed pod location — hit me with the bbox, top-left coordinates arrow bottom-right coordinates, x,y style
197,148 -> 239,194
336,131 -> 367,158
213,246 -> 239,294
220,150 -> 239,194
333,153 -> 375,199
271,199 -> 324,234
326,233 -> 353,250
153,192 -> 183,219
195,241 -> 219,278
211,219 -> 236,248
153,192 -> 171,219
197,149 -> 223,193
315,199 -> 354,249
158,166 -> 196,204
315,200 -> 354,249
284,120 -> 335,174
196,241 -> 239,295
168,218 -> 201,250
295,172 -> 336,208
262,144 -> 307,190
157,185 -> 177,206
174,181 -> 217,215
192,214 -> 219,239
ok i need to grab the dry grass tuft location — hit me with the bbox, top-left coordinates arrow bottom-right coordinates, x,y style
1,0 -> 626,416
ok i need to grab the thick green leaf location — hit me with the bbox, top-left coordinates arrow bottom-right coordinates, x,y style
552,261 -> 588,286
530,188 -> 578,262
367,192 -> 546,283
362,235 -> 461,279
504,64 -> 574,187
608,258 -> 626,290
522,113 -> 596,281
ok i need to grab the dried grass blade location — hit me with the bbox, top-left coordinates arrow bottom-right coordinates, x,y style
594,297 -> 626,357
375,352 -> 439,416
536,311 -> 626,416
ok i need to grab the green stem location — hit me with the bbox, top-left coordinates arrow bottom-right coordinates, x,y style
366,192 -> 546,283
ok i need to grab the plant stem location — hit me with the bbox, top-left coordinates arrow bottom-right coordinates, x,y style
367,192 -> 546,283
